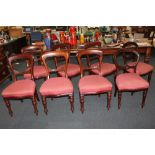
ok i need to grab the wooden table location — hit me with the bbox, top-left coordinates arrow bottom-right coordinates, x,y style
67,41 -> 152,63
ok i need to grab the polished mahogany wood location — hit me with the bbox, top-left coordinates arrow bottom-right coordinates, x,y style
2,53 -> 39,116
40,51 -> 74,114
123,41 -> 153,83
77,50 -> 112,113
113,49 -> 149,109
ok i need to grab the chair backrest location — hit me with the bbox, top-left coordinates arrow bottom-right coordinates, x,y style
113,48 -> 140,74
41,51 -> 69,79
52,43 -> 71,51
122,41 -> 138,49
77,50 -> 103,77
32,41 -> 44,48
84,41 -> 101,49
8,53 -> 34,81
21,45 -> 44,64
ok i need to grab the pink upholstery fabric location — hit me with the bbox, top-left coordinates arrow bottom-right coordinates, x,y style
116,73 -> 149,91
79,75 -> 112,94
127,62 -> 153,75
2,80 -> 35,98
57,64 -> 80,77
40,77 -> 73,96
24,65 -> 47,79
91,63 -> 116,76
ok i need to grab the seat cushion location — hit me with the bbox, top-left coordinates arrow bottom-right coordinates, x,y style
116,73 -> 149,91
2,80 -> 35,98
127,62 -> 153,75
57,63 -> 80,77
91,63 -> 116,76
79,75 -> 112,94
40,77 -> 73,96
24,65 -> 47,79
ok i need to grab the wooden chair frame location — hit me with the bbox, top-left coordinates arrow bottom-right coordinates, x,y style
77,50 -> 112,113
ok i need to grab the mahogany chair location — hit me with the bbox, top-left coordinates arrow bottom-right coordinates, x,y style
77,50 -> 113,113
39,51 -> 74,114
21,45 -> 47,80
32,41 -> 45,49
84,42 -> 117,78
1,54 -> 39,116
52,43 -> 80,78
113,48 -> 150,109
123,42 -> 153,83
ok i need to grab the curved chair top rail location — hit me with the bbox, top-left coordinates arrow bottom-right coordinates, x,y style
122,41 -> 138,49
113,48 -> 140,73
8,53 -> 34,81
77,50 -> 103,77
21,45 -> 43,54
41,50 -> 69,78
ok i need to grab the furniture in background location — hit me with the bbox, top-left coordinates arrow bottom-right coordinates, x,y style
52,43 -> 81,78
77,50 -> 112,113
39,51 -> 74,114
0,46 -> 10,83
123,42 -> 153,83
21,45 -> 47,80
1,54 -> 39,116
113,49 -> 150,109
84,42 -> 117,79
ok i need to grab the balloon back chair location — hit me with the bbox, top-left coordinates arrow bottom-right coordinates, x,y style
39,51 -> 74,114
113,48 -> 150,109
2,53 -> 39,116
77,50 -> 113,113
21,45 -> 47,80
84,42 -> 116,78
123,41 -> 153,83
52,43 -> 80,78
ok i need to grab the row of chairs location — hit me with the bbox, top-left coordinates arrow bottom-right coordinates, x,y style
1,42 -> 154,116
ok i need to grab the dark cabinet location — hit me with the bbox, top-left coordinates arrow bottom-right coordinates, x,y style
0,36 -> 27,84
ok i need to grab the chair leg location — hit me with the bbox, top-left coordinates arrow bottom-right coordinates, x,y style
131,92 -> 134,96
114,84 -> 117,97
80,94 -> 84,114
3,98 -> 13,117
114,72 -> 117,97
148,71 -> 152,83
41,96 -> 48,115
107,91 -> 112,111
32,96 -> 38,115
141,89 -> 148,108
69,94 -> 74,113
118,91 -> 122,109
35,90 -> 40,102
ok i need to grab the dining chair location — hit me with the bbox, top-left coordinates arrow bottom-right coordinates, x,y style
21,45 -> 47,80
39,51 -> 74,114
1,53 -> 39,116
77,50 -> 113,113
123,41 -> 153,83
84,41 -> 116,78
52,43 -> 80,78
113,48 -> 150,109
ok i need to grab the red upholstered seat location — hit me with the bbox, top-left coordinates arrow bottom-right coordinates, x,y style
116,73 -> 149,91
24,65 -> 47,79
79,75 -> 112,94
57,63 -> 80,77
91,62 -> 116,76
40,77 -> 73,96
127,62 -> 153,75
2,79 -> 35,98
